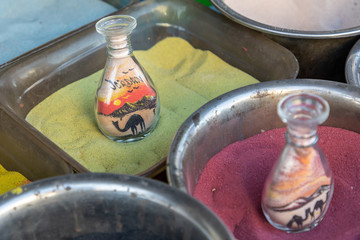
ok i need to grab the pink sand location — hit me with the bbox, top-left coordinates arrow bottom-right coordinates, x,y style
193,126 -> 360,240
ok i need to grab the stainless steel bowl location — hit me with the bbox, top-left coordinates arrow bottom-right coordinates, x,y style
211,0 -> 360,82
167,79 -> 360,193
0,173 -> 234,240
345,38 -> 360,86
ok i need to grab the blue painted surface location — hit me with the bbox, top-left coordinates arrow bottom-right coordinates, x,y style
0,0 -> 117,64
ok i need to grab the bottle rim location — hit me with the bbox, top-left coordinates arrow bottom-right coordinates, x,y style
277,93 -> 330,125
96,15 -> 137,37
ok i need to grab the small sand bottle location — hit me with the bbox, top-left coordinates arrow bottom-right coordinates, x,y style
261,93 -> 334,233
95,15 -> 160,143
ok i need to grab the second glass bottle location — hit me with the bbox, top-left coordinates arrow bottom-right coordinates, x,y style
262,93 -> 334,233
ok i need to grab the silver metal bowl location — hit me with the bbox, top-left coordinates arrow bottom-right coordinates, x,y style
211,0 -> 360,82
345,38 -> 360,86
167,79 -> 360,193
0,173 -> 234,240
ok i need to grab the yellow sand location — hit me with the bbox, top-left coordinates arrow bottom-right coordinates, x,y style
0,163 -> 29,195
26,37 -> 259,175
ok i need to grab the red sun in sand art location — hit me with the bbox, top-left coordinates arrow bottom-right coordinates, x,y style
97,83 -> 156,115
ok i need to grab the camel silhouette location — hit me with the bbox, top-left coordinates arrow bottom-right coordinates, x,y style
112,114 -> 145,135
286,199 -> 325,228
314,199 -> 325,212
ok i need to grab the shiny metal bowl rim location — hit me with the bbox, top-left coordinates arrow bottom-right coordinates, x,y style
345,38 -> 360,86
211,0 -> 360,39
0,173 -> 235,239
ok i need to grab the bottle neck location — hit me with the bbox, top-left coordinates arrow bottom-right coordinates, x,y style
105,34 -> 133,58
277,93 -> 329,148
286,121 -> 318,147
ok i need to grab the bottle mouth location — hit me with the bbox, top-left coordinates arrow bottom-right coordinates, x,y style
96,15 -> 137,36
277,93 -> 330,126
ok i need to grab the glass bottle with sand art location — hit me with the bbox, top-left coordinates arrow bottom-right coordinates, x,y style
95,15 -> 160,142
261,93 -> 334,233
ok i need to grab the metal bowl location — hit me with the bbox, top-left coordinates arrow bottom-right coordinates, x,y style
0,173 -> 234,240
211,0 -> 360,81
345,38 -> 360,86
167,79 -> 360,193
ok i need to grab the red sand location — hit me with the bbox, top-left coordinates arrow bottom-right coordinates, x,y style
193,126 -> 360,240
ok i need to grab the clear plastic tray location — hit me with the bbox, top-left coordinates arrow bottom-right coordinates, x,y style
0,0 -> 298,181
